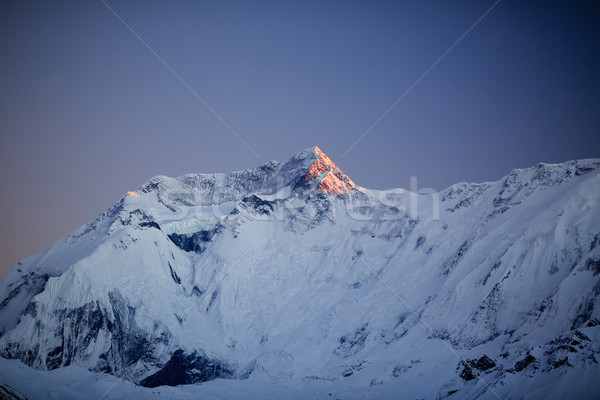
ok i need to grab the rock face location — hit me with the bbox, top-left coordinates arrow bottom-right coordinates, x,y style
305,146 -> 361,194
140,349 -> 233,388
0,147 -> 599,398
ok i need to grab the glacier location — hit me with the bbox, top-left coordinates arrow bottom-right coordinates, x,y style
0,146 -> 599,399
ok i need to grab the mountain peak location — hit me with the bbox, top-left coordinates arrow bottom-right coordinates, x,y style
305,146 -> 362,194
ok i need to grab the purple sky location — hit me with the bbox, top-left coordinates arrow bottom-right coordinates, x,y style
1,0 -> 599,278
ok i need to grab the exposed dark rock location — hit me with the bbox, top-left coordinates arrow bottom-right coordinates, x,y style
105,291 -> 154,368
206,291 -> 219,313
45,345 -> 63,370
2,299 -> 111,371
459,362 -> 475,381
575,166 -> 594,176
548,356 -> 570,369
22,302 -> 38,319
240,195 -> 274,216
571,299 -> 595,329
574,330 -> 591,342
392,360 -> 420,377
415,236 -> 426,249
586,318 -> 600,327
585,258 -> 600,276
168,227 -> 220,254
168,262 -> 181,284
441,240 -> 470,277
0,384 -> 27,400
467,355 -> 496,371
139,221 -> 161,230
341,361 -> 365,378
0,274 -> 49,313
591,234 -> 600,251
481,261 -> 501,286
511,354 -> 536,372
334,324 -> 369,358
119,209 -> 159,230
140,349 -> 233,387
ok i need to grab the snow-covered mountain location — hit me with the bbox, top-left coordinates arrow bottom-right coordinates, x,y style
1,146 -> 599,399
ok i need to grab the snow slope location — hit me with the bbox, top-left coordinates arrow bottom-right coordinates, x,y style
1,147 -> 599,399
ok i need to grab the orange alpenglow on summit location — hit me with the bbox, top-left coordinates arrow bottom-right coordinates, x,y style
305,146 -> 363,194
127,191 -> 140,198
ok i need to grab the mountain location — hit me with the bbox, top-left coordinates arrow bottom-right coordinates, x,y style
1,146 -> 599,399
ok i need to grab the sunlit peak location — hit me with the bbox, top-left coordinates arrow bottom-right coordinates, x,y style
305,146 -> 362,194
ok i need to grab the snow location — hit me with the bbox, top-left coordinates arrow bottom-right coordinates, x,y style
1,148 -> 599,399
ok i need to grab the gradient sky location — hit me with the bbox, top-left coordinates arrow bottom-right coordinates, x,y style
1,0 -> 599,278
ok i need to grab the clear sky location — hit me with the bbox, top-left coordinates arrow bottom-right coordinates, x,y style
1,0 -> 599,278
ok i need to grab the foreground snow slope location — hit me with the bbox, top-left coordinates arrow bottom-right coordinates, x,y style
2,337 -> 600,400
1,147 -> 599,399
